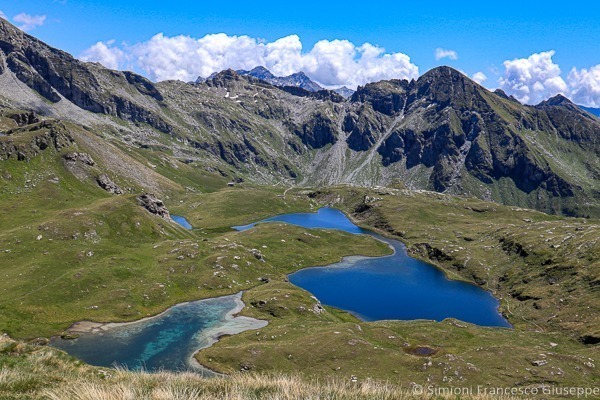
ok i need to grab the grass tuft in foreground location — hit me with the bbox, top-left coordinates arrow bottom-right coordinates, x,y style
0,335 -> 517,400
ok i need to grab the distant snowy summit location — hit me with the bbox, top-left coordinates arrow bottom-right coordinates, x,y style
195,66 -> 354,97
237,66 -> 323,92
333,86 -> 355,99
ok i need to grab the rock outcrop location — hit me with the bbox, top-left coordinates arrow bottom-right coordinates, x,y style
63,152 -> 95,166
0,120 -> 74,161
96,174 -> 123,194
5,111 -> 39,127
137,193 -> 171,220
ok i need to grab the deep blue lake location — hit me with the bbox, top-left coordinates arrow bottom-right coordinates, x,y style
51,293 -> 266,373
236,208 -> 511,328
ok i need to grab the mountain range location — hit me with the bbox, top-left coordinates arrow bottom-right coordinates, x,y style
0,17 -> 599,217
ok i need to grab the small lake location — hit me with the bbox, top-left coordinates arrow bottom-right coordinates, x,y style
51,293 -> 266,373
172,215 -> 193,230
236,208 -> 511,328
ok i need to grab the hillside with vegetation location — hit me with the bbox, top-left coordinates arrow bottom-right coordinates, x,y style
0,16 -> 598,400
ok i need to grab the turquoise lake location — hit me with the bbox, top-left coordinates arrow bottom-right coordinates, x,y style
51,293 -> 267,373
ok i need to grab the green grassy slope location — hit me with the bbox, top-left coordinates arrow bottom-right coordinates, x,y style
0,111 -> 598,396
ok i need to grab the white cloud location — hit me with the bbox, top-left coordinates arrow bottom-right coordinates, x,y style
80,40 -> 126,70
568,65 -> 600,107
80,33 -> 419,88
13,13 -> 46,31
498,50 -> 567,104
76,34 -> 600,107
0,10 -> 7,20
434,48 -> 458,61
472,72 -> 487,84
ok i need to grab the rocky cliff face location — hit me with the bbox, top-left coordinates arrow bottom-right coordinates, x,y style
0,19 -> 171,133
371,68 -> 577,197
0,18 -> 599,216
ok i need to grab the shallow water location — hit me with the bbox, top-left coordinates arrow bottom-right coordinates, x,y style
236,208 -> 511,328
172,215 -> 193,230
51,293 -> 266,373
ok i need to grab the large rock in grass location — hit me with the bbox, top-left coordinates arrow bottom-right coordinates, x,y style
137,193 -> 171,220
96,174 -> 123,195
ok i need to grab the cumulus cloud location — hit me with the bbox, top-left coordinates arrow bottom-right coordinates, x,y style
80,40 -> 126,70
13,13 -> 46,31
498,51 -> 567,104
472,72 -> 487,84
76,33 -> 600,106
80,33 -> 419,88
434,48 -> 458,61
568,65 -> 600,107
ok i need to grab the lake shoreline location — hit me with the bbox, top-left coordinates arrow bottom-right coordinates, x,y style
340,208 -> 513,326
188,294 -> 268,375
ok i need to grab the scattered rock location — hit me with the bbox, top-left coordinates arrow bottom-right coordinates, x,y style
531,360 -> 548,367
311,302 -> 324,315
251,300 -> 268,308
579,334 -> 600,345
240,363 -> 253,371
251,249 -> 264,259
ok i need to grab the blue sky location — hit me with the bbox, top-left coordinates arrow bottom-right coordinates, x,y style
2,0 -> 600,105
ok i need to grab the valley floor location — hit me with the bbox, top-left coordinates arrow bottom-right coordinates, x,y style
0,115 -> 598,398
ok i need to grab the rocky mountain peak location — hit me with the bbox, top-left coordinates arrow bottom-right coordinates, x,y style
0,18 -> 171,133
412,66 -> 482,108
494,89 -> 521,103
537,94 -> 575,108
243,66 -> 275,80
205,69 -> 242,87
419,65 -> 467,80
0,15 -> 25,44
